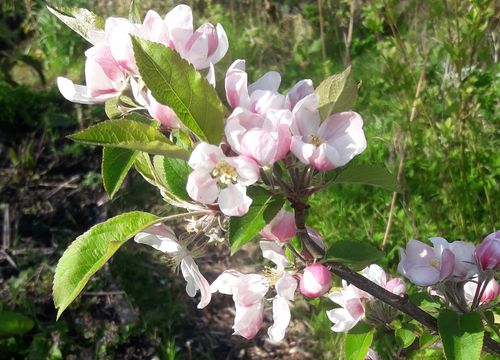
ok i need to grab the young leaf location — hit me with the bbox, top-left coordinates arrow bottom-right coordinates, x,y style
396,327 -> 417,348
153,156 -> 191,200
325,240 -> 384,270
315,66 -> 358,119
46,6 -> 104,45
68,119 -> 189,160
102,147 -> 138,199
104,98 -> 122,119
345,323 -> 374,360
0,311 -> 34,336
53,211 -> 161,319
437,310 -> 484,360
131,36 -> 224,144
229,187 -> 285,255
327,164 -> 401,193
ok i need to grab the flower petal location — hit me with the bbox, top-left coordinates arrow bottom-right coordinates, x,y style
218,183 -> 252,216
268,296 -> 291,342
259,241 -> 288,270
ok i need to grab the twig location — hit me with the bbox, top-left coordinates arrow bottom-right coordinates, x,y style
1,203 -> 10,250
44,175 -> 81,200
382,62 -> 426,248
317,0 -> 327,61
343,0 -> 356,65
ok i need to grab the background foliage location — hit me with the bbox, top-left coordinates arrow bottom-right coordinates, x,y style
0,0 -> 497,358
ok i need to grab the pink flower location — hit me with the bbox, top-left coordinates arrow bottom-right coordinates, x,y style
327,265 -> 406,332
134,224 -> 211,309
225,59 -> 285,114
225,107 -> 292,166
186,143 -> 259,216
327,284 -> 365,332
290,105 -> 367,170
475,231 -> 500,271
57,44 -> 126,104
165,5 -> 228,70
260,209 -> 297,243
398,239 -> 455,286
464,277 -> 499,305
299,263 -> 332,298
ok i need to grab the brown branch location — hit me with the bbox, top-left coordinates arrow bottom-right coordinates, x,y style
326,261 -> 500,356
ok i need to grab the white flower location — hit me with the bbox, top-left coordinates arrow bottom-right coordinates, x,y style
134,223 -> 211,309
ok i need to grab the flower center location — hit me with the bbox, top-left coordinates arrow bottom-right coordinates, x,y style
309,134 -> 324,146
430,259 -> 441,269
212,159 -> 238,184
262,266 -> 282,286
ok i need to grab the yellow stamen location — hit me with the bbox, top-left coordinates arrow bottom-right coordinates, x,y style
309,134 -> 324,146
212,159 -> 238,184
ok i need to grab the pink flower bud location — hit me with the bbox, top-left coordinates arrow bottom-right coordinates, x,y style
481,279 -> 500,303
299,263 -> 332,298
475,231 -> 500,271
385,278 -> 407,296
260,209 -> 296,243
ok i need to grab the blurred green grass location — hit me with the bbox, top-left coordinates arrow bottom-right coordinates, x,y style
0,0 -> 497,358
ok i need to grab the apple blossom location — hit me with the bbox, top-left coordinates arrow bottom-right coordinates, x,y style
224,107 -> 292,166
211,241 -> 297,341
327,265 -> 406,332
134,223 -> 211,309
260,208 -> 297,243
57,44 -> 126,104
225,59 -> 284,113
165,5 -> 228,70
475,231 -> 500,271
290,105 -> 367,170
186,143 -> 259,216
299,263 -> 332,298
398,239 -> 455,286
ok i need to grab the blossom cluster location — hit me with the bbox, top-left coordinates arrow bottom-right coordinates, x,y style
398,231 -> 499,311
53,3 -> 499,349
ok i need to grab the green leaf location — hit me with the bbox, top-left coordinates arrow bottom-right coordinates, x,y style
315,66 -> 358,119
154,156 -> 191,200
47,5 -> 104,45
68,119 -> 189,160
229,187 -> 285,255
345,323 -> 374,360
102,147 -> 138,198
131,36 -> 224,144
325,240 -> 384,270
105,98 -> 122,119
437,310 -> 484,360
327,164 -> 401,193
396,327 -> 417,348
0,311 -> 34,336
53,211 -> 160,319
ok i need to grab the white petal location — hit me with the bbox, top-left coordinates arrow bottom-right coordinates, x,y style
210,269 -> 244,295
268,296 -> 291,341
248,71 -> 281,94
326,308 -> 359,332
57,77 -> 115,104
134,231 -> 181,254
275,272 -> 297,301
188,142 -> 222,171
259,241 -> 288,270
218,183 -> 252,216
206,62 -> 216,87
180,257 -> 211,308
186,170 -> 219,204
361,265 -> 387,288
